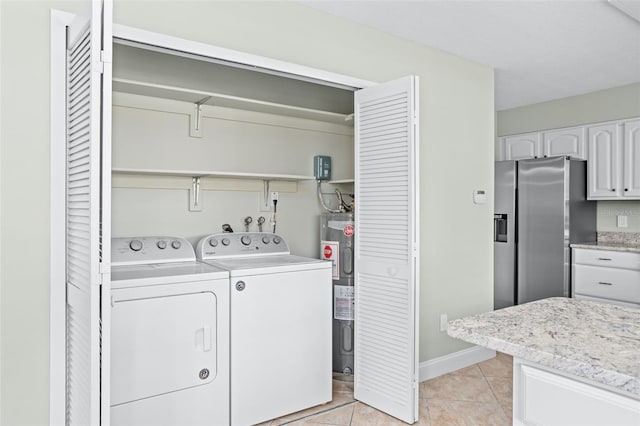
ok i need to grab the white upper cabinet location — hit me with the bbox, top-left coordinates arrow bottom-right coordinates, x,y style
623,119 -> 640,198
542,127 -> 587,160
587,120 -> 640,200
587,123 -> 620,198
502,127 -> 586,160
501,117 -> 639,200
502,132 -> 541,160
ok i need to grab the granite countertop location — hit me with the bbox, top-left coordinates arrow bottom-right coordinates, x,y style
571,232 -> 640,253
447,297 -> 640,398
570,242 -> 640,253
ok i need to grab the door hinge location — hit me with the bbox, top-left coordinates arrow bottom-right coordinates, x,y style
99,263 -> 111,286
96,50 -> 112,74
100,50 -> 112,64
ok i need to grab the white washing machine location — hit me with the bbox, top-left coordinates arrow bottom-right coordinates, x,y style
196,232 -> 332,426
110,236 -> 230,426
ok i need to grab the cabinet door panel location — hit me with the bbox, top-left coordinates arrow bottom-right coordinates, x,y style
543,127 -> 586,159
573,264 -> 640,304
573,248 -> 640,270
517,364 -> 640,426
587,124 -> 620,199
502,133 -> 541,160
623,119 -> 640,198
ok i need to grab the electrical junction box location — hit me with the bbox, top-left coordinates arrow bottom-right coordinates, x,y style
314,155 -> 332,181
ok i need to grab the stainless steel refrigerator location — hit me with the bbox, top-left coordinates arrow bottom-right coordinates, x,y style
494,156 -> 596,309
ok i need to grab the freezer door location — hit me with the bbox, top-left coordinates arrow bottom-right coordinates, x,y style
494,161 -> 517,309
517,157 -> 569,304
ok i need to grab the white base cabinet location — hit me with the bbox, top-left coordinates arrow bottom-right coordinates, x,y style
514,359 -> 640,426
572,248 -> 640,308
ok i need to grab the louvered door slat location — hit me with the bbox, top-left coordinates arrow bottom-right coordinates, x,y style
354,76 -> 419,424
65,22 -> 100,425
65,1 -> 112,424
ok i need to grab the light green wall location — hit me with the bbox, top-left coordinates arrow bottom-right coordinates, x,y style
1,2 -> 84,425
0,1 -> 494,424
497,83 -> 640,233
497,83 -> 640,136
110,94 -> 354,257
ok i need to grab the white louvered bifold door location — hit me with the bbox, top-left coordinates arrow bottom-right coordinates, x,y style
65,1 -> 112,425
354,76 -> 420,424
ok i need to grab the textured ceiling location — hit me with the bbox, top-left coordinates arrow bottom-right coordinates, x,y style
301,1 -> 640,110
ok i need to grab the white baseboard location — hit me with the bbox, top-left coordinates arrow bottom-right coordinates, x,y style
419,346 -> 496,382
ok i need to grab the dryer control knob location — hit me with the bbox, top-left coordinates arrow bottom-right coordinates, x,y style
273,236 -> 282,244
241,235 -> 251,246
129,239 -> 143,252
171,240 -> 182,249
262,236 -> 271,244
157,240 -> 167,249
208,238 -> 218,247
222,238 -> 231,246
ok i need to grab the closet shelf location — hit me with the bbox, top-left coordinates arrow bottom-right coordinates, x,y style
112,167 -> 315,182
113,78 -> 353,125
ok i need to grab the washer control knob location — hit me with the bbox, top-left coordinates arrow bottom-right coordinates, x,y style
157,240 -> 167,249
273,236 -> 282,244
241,235 -> 251,246
171,240 -> 182,249
235,281 -> 246,291
129,239 -> 143,252
262,236 -> 271,244
222,238 -> 231,246
208,238 -> 218,247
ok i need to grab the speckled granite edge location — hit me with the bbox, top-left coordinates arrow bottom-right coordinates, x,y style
571,232 -> 640,253
447,298 -> 640,398
570,242 -> 640,253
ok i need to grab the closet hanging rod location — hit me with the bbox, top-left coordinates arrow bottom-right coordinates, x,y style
113,78 -> 351,120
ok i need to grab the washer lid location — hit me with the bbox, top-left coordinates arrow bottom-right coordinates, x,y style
111,261 -> 228,287
203,254 -> 331,275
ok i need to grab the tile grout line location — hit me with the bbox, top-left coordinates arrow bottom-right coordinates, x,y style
348,401 -> 355,426
279,400 -> 358,425
480,359 -> 513,421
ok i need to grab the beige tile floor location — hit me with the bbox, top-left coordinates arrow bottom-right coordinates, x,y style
260,352 -> 513,426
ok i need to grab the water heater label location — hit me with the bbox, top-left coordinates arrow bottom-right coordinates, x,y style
321,240 -> 339,280
334,285 -> 354,321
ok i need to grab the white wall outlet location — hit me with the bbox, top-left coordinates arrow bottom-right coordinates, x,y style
617,215 -> 628,228
271,191 -> 279,202
439,314 -> 448,332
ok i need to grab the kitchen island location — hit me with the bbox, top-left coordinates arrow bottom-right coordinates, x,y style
447,297 -> 640,425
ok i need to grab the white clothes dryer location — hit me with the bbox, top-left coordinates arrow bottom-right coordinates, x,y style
110,236 -> 229,426
196,232 -> 332,426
